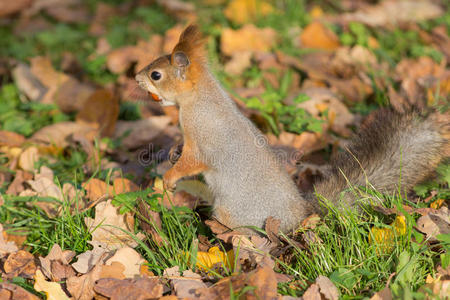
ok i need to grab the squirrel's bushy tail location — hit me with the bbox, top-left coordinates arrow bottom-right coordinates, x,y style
312,109 -> 449,207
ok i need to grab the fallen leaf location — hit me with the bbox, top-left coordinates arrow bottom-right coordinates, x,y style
67,263 -> 103,300
416,207 -> 450,241
300,22 -> 340,50
71,241 -> 108,274
171,269 -> 207,298
34,269 -> 70,300
112,178 -> 139,195
265,216 -> 282,245
369,216 -> 407,252
0,282 -> 40,300
3,250 -> 37,278
6,170 -> 33,196
0,224 -> 19,258
221,25 -> 277,56
418,274 -> 450,299
82,178 -> 110,202
76,89 -> 119,137
94,277 -> 164,300
100,261 -> 126,279
316,275 -> 339,300
53,78 -> 95,113
18,146 -> 39,172
156,0 -> 196,20
11,63 -> 47,102
224,50 -> 252,75
105,247 -> 146,278
340,0 -> 443,27
196,266 -> 278,299
45,1 -> 90,24
84,200 -> 145,249
30,121 -> 97,148
205,219 -> 241,244
370,287 -> 392,300
39,244 -> 76,281
195,246 -> 234,271
224,0 -> 274,24
114,116 -> 171,149
232,235 -> 276,270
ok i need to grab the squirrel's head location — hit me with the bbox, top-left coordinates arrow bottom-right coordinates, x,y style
135,25 -> 206,106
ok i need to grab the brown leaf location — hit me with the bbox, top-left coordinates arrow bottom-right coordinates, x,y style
45,2 -> 90,24
265,216 -> 282,245
221,25 -> 277,56
0,282 -> 40,300
18,146 -> 39,172
0,0 -> 32,16
71,241 -> 108,274
94,277 -> 163,300
100,261 -> 126,280
300,22 -> 340,50
224,51 -> 252,75
316,275 -> 339,300
114,117 -> 171,149
303,283 -> 321,300
76,89 -> 119,137
89,3 -> 118,36
112,178 -> 139,195
34,269 -> 70,300
224,0 -> 274,25
171,269 -> 207,298
0,131 -> 25,148
104,247 -> 146,278
416,207 -> 450,241
340,0 -> 443,27
137,199 -> 165,246
6,170 -> 33,196
370,287 -> 392,300
196,266 -> 278,299
30,121 -> 97,148
12,63 -> 47,102
82,178 -> 110,202
67,263 -> 103,300
53,78 -> 95,113
4,250 -> 36,279
39,244 -> 76,281
232,235 -> 276,270
205,219 -> 241,244
0,224 -> 19,258
84,200 -> 145,249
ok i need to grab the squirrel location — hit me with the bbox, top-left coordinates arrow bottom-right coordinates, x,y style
136,25 -> 450,233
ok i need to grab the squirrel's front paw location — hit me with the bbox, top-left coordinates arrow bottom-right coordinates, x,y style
163,172 -> 177,192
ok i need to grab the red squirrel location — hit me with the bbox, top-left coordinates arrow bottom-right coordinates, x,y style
136,25 -> 449,232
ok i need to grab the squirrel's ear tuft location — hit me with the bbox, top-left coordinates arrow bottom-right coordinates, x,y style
171,25 -> 206,69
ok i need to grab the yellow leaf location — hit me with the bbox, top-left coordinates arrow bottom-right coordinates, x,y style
369,216 -> 406,253
310,5 -> 324,18
34,270 -> 70,300
224,0 -> 274,24
300,21 -> 340,50
430,199 -> 444,209
195,246 -> 234,271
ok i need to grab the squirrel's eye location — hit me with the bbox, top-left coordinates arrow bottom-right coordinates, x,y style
150,71 -> 161,81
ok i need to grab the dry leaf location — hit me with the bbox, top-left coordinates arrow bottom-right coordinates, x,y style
205,219 -> 241,244
18,146 -> 39,172
416,207 -> 450,241
0,224 -> 19,258
171,269 -> 207,298
112,178 -> 139,194
4,250 -> 36,278
196,266 -> 278,299
300,22 -> 340,50
53,78 -> 95,113
31,121 -> 97,148
11,63 -> 46,102
76,89 -> 119,137
224,50 -> 252,75
105,247 -> 146,278
370,287 -> 392,300
0,131 -> 25,148
67,263 -> 103,300
39,244 -> 76,281
94,277 -> 164,300
0,282 -> 40,300
100,261 -> 126,280
84,200 -> 145,249
195,246 -> 234,271
232,235 -> 276,270
0,0 -> 33,16
114,116 -> 171,149
34,270 -> 70,300
316,275 -> 339,300
6,170 -> 33,196
82,178 -> 110,202
221,25 -> 277,56
419,274 -> 450,299
340,0 -> 443,27
224,0 -> 274,24
71,241 -> 108,274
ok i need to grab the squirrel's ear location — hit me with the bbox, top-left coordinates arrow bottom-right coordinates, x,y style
173,51 -> 190,68
171,25 -> 205,78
